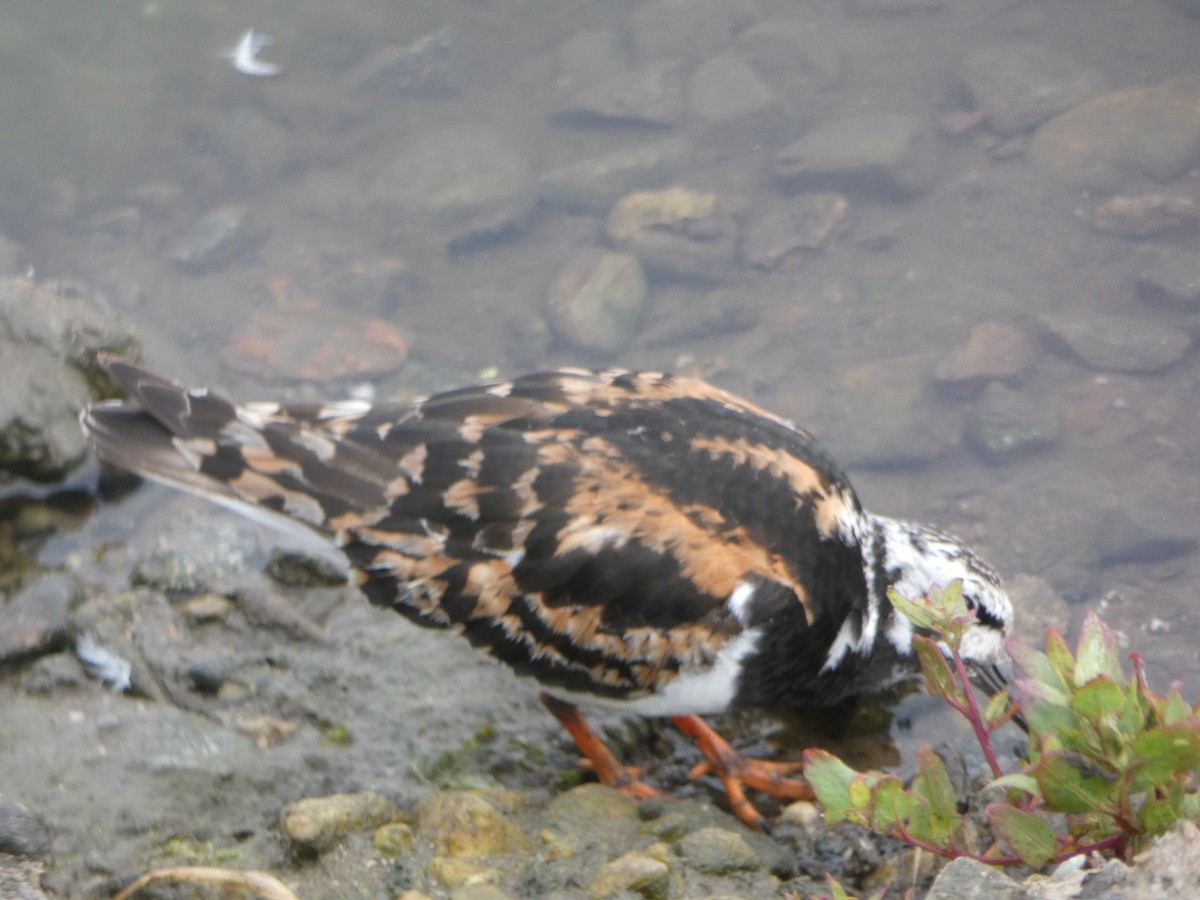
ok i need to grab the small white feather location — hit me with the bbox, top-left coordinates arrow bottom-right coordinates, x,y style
76,632 -> 133,693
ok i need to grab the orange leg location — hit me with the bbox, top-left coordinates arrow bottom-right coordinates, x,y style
671,714 -> 814,831
540,693 -> 659,800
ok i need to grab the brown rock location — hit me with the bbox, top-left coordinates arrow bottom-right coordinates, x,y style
415,791 -> 530,858
280,792 -> 399,855
1091,194 -> 1199,238
605,187 -> 737,282
1030,76 -> 1200,190
933,322 -> 1038,391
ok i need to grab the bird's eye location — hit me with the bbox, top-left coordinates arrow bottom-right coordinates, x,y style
975,605 -> 1006,630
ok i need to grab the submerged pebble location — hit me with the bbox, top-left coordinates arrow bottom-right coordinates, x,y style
172,205 -> 268,274
545,249 -> 646,358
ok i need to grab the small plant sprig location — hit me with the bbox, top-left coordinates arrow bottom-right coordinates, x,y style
803,582 -> 1200,868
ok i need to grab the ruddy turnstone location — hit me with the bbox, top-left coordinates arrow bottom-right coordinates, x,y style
81,358 -> 1012,829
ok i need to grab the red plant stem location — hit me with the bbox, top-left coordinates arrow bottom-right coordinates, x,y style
952,651 -> 1005,779
893,825 -> 1125,867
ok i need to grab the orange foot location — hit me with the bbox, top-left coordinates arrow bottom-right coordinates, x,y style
540,693 -> 658,800
541,694 -> 813,829
671,714 -> 814,831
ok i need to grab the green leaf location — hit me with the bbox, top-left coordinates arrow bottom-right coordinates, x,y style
803,749 -> 857,824
1012,640 -> 1070,707
913,636 -> 964,705
930,579 -> 969,618
984,689 -> 1013,730
845,772 -> 878,826
1162,692 -> 1193,726
1131,724 -> 1200,793
903,794 -> 940,847
888,589 -> 944,634
1071,676 -> 1126,724
987,773 -> 1040,797
1044,627 -> 1076,686
1033,750 -> 1117,814
1139,796 -> 1181,836
913,745 -> 961,844
870,775 -> 915,832
1074,611 -> 1124,686
1024,700 -> 1079,741
987,802 -> 1057,868
823,873 -> 854,900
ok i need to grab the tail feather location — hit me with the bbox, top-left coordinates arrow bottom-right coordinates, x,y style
81,358 -> 395,538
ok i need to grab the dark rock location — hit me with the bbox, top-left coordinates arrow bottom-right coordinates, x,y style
965,383 -> 1062,462
1040,312 -> 1191,374
772,114 -> 941,200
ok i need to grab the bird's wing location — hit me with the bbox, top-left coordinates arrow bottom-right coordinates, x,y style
83,362 -> 868,702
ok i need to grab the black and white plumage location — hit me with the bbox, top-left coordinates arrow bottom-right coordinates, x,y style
81,359 -> 1012,825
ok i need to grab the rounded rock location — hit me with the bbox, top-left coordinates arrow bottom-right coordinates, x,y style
415,791 -> 530,858
545,249 -> 646,357
589,850 -> 671,900
675,826 -> 759,875
280,791 -> 398,855
605,187 -> 737,283
933,322 -> 1038,392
